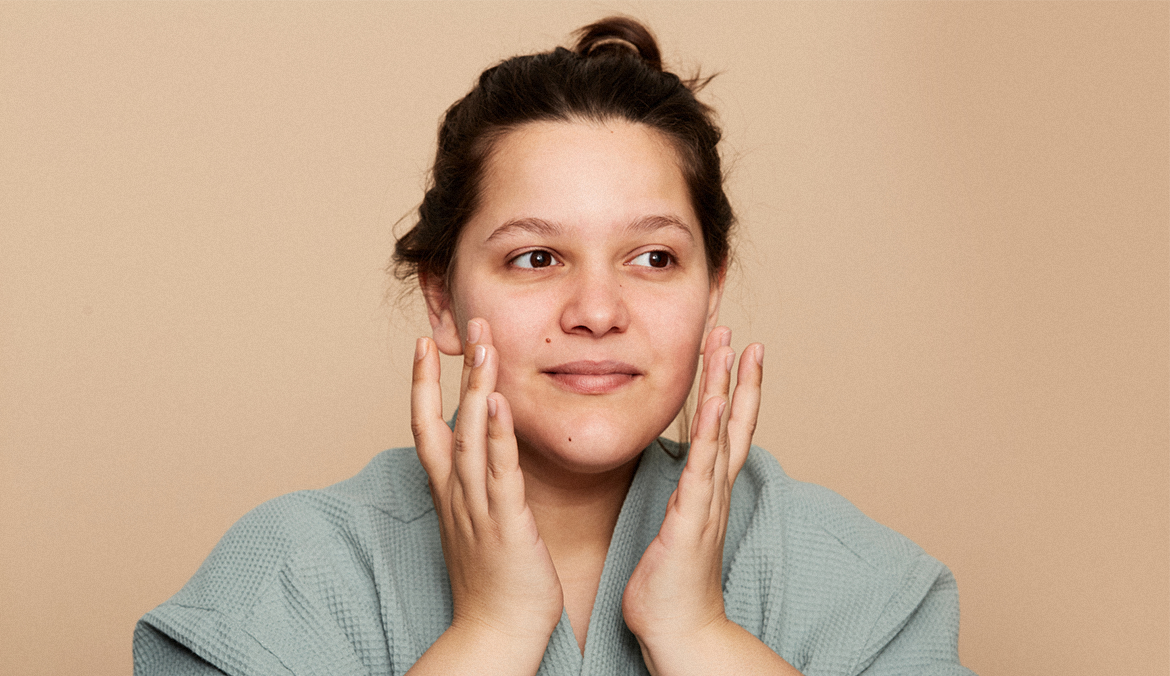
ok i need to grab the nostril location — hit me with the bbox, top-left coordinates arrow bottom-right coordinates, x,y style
559,275 -> 630,336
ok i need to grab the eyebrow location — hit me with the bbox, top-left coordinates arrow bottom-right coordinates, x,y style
624,215 -> 695,243
485,217 -> 561,242
485,215 -> 695,243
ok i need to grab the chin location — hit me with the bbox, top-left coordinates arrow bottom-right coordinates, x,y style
515,416 -> 666,476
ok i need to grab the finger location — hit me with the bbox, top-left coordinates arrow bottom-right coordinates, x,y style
709,346 -> 735,511
693,342 -> 734,436
690,327 -> 724,436
727,342 -> 764,485
452,333 -> 498,514
459,319 -> 487,401
687,341 -> 734,520
675,394 -> 726,522
485,392 -> 526,521
412,336 -> 452,482
694,327 -> 730,419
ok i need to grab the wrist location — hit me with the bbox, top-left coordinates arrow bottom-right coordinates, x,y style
407,618 -> 555,676
635,618 -> 800,676
450,613 -> 558,655
633,616 -> 734,676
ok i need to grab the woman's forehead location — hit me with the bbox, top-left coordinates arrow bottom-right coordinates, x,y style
470,119 -> 699,239
484,215 -> 694,245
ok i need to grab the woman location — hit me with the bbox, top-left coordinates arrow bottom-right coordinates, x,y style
135,17 -> 974,676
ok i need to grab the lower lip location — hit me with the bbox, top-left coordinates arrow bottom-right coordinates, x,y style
546,373 -> 638,394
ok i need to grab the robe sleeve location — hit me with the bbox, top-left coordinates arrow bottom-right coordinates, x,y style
133,622 -> 231,675
134,492 -> 391,676
724,447 -> 977,676
853,561 -> 975,676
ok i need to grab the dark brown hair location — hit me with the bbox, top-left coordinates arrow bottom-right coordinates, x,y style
392,16 -> 734,288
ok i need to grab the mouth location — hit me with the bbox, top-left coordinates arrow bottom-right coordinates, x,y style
543,360 -> 642,395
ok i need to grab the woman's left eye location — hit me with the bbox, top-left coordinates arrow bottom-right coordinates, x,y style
629,251 -> 673,268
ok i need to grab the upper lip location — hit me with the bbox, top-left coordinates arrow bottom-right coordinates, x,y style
544,360 -> 642,376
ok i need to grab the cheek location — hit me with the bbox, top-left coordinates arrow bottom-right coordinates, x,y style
640,286 -> 711,382
645,283 -> 711,341
456,289 -> 555,375
453,283 -> 547,335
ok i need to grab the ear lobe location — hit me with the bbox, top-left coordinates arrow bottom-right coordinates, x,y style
420,272 -> 464,356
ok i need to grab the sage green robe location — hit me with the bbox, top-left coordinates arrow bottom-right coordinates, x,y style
134,442 -> 975,675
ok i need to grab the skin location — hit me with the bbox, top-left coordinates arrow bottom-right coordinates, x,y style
407,119 -> 800,676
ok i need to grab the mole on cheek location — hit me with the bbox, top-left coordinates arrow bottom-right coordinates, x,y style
545,338 -> 551,343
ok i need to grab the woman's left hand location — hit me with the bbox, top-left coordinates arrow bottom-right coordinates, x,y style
622,327 -> 781,676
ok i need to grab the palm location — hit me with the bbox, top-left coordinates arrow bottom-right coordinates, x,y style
621,328 -> 763,649
411,322 -> 565,643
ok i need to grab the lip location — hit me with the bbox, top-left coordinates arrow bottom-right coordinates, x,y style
543,360 -> 642,395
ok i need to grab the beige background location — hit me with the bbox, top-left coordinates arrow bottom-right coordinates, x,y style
1,2 -> 1166,675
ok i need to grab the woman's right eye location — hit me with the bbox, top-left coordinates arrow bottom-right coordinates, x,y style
510,250 -> 558,269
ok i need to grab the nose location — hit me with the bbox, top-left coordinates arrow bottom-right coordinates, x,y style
559,264 -> 629,337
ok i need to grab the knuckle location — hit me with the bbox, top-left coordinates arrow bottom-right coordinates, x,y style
685,461 -> 716,482
452,432 -> 468,455
486,461 -> 509,482
486,420 -> 508,441
730,411 -> 757,436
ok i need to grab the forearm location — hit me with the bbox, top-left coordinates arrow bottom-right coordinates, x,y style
635,618 -> 803,676
405,621 -> 551,676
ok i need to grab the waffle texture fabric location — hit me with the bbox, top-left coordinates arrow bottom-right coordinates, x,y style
135,443 -> 975,675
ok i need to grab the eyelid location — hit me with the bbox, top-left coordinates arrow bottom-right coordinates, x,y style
627,249 -> 676,268
509,248 -> 562,269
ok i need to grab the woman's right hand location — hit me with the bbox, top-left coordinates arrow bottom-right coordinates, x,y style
407,319 -> 564,675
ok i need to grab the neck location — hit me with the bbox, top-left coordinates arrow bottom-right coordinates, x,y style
517,446 -> 639,560
516,444 -> 640,654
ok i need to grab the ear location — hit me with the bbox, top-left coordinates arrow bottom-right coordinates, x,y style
703,265 -> 727,337
420,272 -> 464,355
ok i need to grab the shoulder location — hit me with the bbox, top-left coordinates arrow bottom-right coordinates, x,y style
136,447 -> 434,676
173,447 -> 430,607
321,445 -> 434,522
726,446 -> 971,674
729,446 -> 932,574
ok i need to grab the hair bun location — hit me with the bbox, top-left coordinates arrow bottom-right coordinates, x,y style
573,16 -> 663,71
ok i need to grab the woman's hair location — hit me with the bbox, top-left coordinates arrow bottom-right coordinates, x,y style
392,16 -> 734,289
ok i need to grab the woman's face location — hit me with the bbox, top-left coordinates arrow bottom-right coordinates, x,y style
425,119 -> 723,475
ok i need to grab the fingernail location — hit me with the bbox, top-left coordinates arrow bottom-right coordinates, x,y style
467,320 -> 481,344
415,337 -> 427,361
718,400 -> 727,418
755,344 -> 764,365
487,396 -> 498,418
720,329 -> 731,347
474,344 -> 486,368
724,351 -> 734,372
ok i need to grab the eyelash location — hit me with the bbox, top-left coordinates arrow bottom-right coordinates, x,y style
629,250 -> 674,269
508,249 -> 676,270
510,250 -> 560,269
